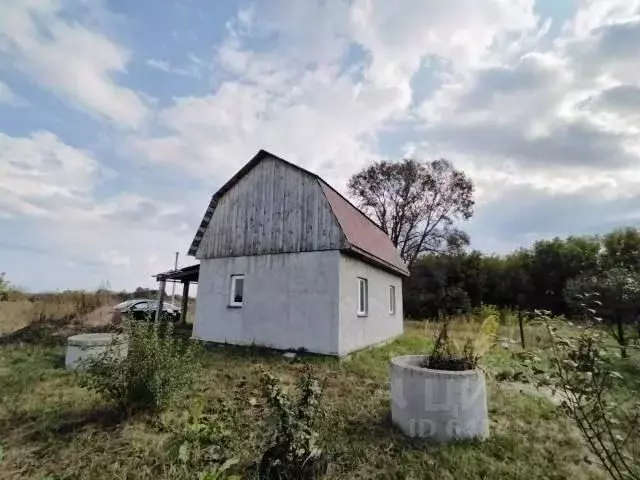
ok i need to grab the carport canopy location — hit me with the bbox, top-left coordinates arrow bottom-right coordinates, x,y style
152,264 -> 199,325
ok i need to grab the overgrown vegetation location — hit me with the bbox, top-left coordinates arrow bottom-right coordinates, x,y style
529,306 -> 640,479
2,318 -> 609,479
79,319 -> 201,416
161,401 -> 242,479
423,314 -> 499,371
565,271 -> 640,357
259,367 -> 328,480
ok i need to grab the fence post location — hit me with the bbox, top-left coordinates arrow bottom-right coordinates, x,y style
518,310 -> 526,349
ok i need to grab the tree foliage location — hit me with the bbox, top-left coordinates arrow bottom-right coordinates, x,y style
404,228 -> 640,322
565,270 -> 640,356
347,158 -> 474,267
601,227 -> 640,272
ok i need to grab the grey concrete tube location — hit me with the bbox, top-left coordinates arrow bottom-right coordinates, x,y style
390,355 -> 489,442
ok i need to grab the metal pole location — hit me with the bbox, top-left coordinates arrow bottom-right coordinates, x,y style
171,251 -> 178,304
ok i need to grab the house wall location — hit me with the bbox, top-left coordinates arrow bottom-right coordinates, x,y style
193,250 -> 341,355
197,156 -> 346,259
338,254 -> 404,355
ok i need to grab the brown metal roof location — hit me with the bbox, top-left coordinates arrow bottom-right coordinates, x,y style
188,150 -> 409,277
319,180 -> 409,276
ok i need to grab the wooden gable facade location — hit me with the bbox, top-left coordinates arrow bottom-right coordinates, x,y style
195,155 -> 347,259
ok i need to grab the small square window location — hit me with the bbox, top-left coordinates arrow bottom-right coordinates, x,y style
229,274 -> 244,307
389,285 -> 396,315
357,277 -> 368,316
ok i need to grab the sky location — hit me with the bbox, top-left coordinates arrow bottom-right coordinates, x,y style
1,0 -> 640,292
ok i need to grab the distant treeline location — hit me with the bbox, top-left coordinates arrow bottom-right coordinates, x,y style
404,227 -> 640,319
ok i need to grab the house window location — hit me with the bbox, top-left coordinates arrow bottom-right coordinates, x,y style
389,285 -> 396,315
357,277 -> 368,316
229,275 -> 244,307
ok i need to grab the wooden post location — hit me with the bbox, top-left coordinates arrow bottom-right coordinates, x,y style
518,310 -> 526,349
180,281 -> 190,325
171,251 -> 179,304
156,279 -> 166,322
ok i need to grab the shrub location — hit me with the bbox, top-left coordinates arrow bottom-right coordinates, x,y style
529,309 -> 640,480
423,314 -> 499,371
79,319 -> 201,416
163,401 -> 241,479
258,366 -> 328,480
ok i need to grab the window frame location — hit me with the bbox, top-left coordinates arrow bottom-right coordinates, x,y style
357,277 -> 368,316
389,285 -> 396,315
229,274 -> 245,307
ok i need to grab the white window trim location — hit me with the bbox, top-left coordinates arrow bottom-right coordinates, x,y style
357,277 -> 368,316
389,285 -> 396,315
229,274 -> 244,307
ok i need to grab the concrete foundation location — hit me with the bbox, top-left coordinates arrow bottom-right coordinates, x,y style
65,333 -> 127,370
390,355 -> 489,442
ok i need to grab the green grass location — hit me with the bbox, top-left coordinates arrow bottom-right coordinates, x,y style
0,321 -> 619,480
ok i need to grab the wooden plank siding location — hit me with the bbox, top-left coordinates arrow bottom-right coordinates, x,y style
196,157 -> 347,259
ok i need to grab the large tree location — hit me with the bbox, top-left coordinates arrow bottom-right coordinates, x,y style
347,158 -> 474,268
602,227 -> 640,272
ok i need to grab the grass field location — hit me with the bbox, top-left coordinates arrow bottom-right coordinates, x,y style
0,312 -> 620,480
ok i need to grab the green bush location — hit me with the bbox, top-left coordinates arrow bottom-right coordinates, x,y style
258,366 -> 328,480
79,319 -> 201,416
162,401 -> 241,479
474,304 -> 500,321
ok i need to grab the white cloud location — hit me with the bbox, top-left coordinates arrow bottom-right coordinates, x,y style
0,80 -> 25,106
0,131 -> 103,217
145,58 -> 200,78
129,0 -> 548,190
0,130 -> 193,289
0,0 -> 149,128
132,60 -> 406,189
128,0 -> 640,220
350,0 -> 540,87
100,250 -> 131,269
412,0 -> 640,176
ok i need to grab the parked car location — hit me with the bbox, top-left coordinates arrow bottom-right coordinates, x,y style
114,298 -> 181,322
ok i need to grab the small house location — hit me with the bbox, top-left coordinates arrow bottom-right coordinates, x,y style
188,150 -> 409,356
